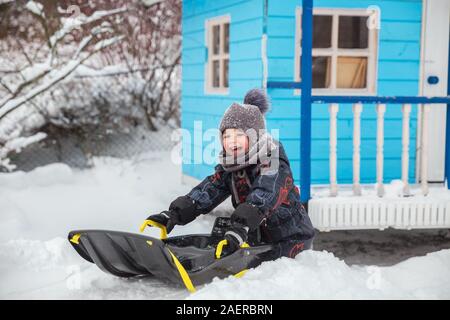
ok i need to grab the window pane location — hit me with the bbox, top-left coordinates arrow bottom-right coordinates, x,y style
336,56 -> 367,88
313,15 -> 332,48
212,25 -> 220,55
338,16 -> 369,49
312,56 -> 331,88
223,59 -> 229,88
212,60 -> 220,87
223,23 -> 229,54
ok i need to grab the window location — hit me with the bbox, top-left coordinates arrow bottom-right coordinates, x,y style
205,15 -> 230,94
295,8 -> 379,94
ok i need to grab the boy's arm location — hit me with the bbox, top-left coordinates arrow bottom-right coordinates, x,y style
165,164 -> 231,227
185,163 -> 231,216
148,164 -> 231,232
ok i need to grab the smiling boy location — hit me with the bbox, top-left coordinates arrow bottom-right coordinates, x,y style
147,88 -> 315,260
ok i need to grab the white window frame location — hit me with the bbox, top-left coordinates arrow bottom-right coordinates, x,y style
294,7 -> 379,95
204,15 -> 230,95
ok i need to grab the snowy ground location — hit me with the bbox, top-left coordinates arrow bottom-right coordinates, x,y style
1,151 -> 450,299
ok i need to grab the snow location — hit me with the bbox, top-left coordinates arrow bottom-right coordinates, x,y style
313,179 -> 450,200
18,61 -> 52,86
3,132 -> 46,153
189,250 -> 450,300
141,0 -> 165,7
0,60 -> 79,117
0,152 -> 449,299
311,178 -> 450,216
0,131 -> 47,170
74,64 -> 129,78
25,1 -> 45,18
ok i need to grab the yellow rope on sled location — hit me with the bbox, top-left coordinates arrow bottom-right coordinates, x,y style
167,249 -> 196,293
234,269 -> 248,278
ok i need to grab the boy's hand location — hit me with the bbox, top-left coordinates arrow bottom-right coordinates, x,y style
146,195 -> 198,234
146,211 -> 178,234
168,195 -> 198,225
231,202 -> 263,231
222,223 -> 249,256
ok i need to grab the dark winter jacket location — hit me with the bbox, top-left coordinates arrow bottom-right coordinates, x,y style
175,140 -> 315,244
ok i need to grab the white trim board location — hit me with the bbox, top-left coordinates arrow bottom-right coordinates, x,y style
204,14 -> 230,95
417,0 -> 450,183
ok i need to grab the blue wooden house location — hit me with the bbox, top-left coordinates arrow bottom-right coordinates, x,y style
180,0 -> 450,231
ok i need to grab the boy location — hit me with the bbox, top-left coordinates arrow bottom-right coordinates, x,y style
147,89 -> 315,260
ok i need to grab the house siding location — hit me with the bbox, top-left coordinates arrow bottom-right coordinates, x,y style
182,0 -> 265,180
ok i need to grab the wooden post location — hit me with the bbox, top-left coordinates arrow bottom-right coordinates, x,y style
401,103 -> 411,196
329,103 -> 339,196
376,104 -> 386,197
352,103 -> 363,196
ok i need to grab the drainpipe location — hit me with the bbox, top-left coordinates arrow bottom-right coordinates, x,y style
300,0 -> 313,208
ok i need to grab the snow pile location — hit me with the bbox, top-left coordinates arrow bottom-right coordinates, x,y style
190,249 -> 450,300
0,237 -> 188,300
0,152 -> 449,299
313,179 -> 450,200
0,151 -> 214,242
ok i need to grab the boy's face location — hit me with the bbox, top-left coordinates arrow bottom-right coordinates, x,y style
222,128 -> 249,157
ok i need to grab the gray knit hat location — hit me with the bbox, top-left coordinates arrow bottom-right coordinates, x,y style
219,89 -> 270,139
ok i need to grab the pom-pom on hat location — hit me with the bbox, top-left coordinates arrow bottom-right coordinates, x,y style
219,88 -> 270,138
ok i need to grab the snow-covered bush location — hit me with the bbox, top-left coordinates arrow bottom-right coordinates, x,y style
0,0 -> 181,171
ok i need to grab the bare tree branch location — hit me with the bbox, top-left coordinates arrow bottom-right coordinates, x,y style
49,6 -> 127,49
0,63 -> 51,108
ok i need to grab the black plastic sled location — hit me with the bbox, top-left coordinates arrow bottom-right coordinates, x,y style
68,217 -> 274,292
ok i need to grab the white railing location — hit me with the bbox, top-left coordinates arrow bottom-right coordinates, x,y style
328,103 -> 428,197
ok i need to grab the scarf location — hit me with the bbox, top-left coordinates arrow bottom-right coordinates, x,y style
218,132 -> 278,173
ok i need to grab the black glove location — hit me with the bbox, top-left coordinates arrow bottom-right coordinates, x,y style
168,195 -> 198,225
146,196 -> 198,234
146,210 -> 179,234
222,222 -> 249,256
230,202 -> 263,231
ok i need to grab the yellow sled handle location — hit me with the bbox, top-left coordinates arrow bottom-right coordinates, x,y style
139,219 -> 168,240
215,239 -> 250,259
